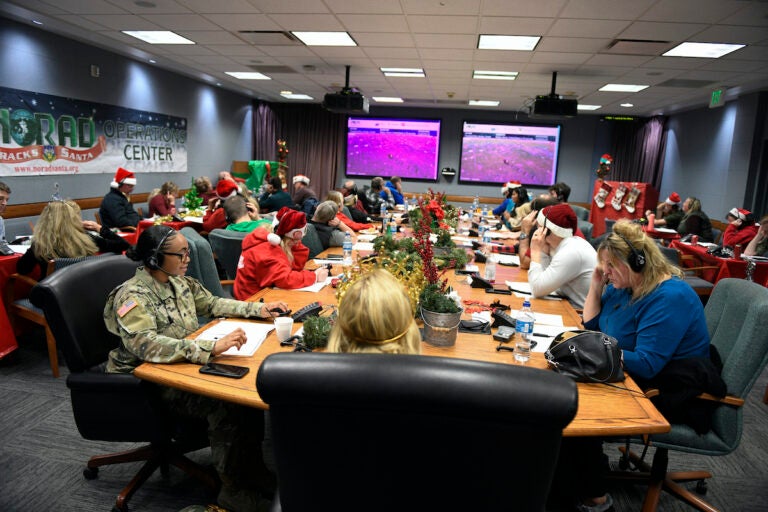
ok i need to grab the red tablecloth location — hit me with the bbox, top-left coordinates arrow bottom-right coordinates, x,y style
0,254 -> 22,358
670,240 -> 768,286
589,181 -> 659,238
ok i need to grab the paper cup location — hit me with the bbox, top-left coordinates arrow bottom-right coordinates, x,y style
274,317 -> 294,342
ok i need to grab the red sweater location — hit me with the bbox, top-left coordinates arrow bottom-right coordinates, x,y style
202,207 -> 227,232
233,228 -> 317,300
722,223 -> 758,248
337,212 -> 372,231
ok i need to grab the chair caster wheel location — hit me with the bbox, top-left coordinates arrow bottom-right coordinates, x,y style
83,467 -> 99,480
696,480 -> 708,495
618,458 -> 630,470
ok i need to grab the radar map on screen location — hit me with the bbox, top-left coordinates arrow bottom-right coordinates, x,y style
346,117 -> 441,181
459,122 -> 561,186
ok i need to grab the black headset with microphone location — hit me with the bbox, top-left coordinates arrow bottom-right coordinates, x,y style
615,232 -> 646,272
147,226 -> 174,270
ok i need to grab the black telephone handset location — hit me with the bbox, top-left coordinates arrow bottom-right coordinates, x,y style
292,302 -> 323,322
491,309 -> 517,328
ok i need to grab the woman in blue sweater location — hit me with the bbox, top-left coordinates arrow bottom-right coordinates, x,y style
555,220 -> 711,512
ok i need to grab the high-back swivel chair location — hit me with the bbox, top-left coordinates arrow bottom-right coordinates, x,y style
257,352 -> 578,512
30,255 -> 217,511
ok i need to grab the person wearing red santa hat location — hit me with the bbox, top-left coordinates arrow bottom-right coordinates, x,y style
98,167 -> 141,230
233,207 -> 329,300
202,179 -> 240,232
645,191 -> 684,229
527,203 -> 597,308
722,207 -> 758,248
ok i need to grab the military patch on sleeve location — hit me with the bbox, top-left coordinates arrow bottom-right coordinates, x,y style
117,299 -> 138,318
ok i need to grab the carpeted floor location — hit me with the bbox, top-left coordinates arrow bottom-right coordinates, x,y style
1,327 -> 767,512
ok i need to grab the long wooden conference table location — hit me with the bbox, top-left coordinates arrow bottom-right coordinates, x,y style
135,240 -> 669,439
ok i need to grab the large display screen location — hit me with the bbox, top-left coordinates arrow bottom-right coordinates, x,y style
346,117 -> 441,181
459,122 -> 561,186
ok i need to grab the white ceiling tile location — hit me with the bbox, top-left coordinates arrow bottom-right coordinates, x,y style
338,15 -> 410,32
548,19 -> 629,38
201,14 -> 280,31
406,16 -> 480,34
639,0 -> 744,24
538,37 -> 611,53
618,21 -> 708,41
353,33 -> 416,47
266,14 -> 344,31
478,17 -> 555,35
83,14 -> 163,30
178,31 -> 245,45
560,0 -> 655,20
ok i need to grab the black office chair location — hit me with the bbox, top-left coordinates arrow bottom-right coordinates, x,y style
30,255 -> 217,512
257,352 -> 578,512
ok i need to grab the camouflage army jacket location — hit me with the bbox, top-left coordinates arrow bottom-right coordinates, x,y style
104,267 -> 264,373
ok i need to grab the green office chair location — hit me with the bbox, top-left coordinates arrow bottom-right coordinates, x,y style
301,223 -> 324,259
180,227 -> 232,298
610,278 -> 768,511
208,228 -> 246,280
570,204 -> 590,221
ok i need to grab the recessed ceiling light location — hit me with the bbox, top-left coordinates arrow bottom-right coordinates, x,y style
291,31 -> 357,46
381,67 -> 425,78
663,42 -> 745,58
32,20 -> 43,25
225,71 -> 271,80
478,35 -> 540,51
148,59 -> 156,64
122,31 -> 195,44
469,100 -> 500,107
577,104 -> 601,111
599,84 -> 649,92
620,103 -> 634,107
473,70 -> 518,80
280,92 -> 313,100
372,97 -> 404,103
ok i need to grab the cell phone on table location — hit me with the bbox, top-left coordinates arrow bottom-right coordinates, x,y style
485,284 -> 512,295
199,362 -> 250,379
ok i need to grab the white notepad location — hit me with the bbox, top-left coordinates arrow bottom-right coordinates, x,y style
196,320 -> 274,356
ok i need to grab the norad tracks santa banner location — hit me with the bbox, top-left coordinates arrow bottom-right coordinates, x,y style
0,86 -> 187,177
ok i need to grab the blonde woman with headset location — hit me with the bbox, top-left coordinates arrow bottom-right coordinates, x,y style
554,220 -> 714,512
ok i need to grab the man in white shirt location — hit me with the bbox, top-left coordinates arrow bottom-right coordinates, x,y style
527,203 -> 597,308
0,181 -> 10,241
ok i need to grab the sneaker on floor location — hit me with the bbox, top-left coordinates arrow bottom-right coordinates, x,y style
575,493 -> 614,512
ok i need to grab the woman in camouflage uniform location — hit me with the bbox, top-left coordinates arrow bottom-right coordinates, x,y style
104,225 -> 287,512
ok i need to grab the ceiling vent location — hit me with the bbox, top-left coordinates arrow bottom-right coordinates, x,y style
247,65 -> 297,74
603,39 -> 673,55
657,78 -> 716,88
237,31 -> 301,46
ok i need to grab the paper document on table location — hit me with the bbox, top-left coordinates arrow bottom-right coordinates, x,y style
654,227 -> 677,233
277,275 -> 335,293
356,234 -> 377,242
196,320 -> 273,356
353,242 -> 375,251
505,281 -> 562,300
495,254 -> 520,266
529,325 -> 580,352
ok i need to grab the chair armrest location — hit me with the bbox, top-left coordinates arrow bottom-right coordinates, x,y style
119,225 -> 137,232
644,388 -> 744,407
4,273 -> 39,304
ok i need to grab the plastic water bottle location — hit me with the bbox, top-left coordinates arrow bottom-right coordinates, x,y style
380,203 -> 387,231
389,214 -> 397,236
472,195 -> 479,214
484,254 -> 496,283
343,231 -> 353,265
515,300 -> 534,363
482,204 -> 488,219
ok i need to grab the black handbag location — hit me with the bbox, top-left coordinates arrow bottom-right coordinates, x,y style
545,330 -> 625,383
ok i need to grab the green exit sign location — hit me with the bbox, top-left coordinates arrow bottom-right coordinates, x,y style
709,88 -> 726,108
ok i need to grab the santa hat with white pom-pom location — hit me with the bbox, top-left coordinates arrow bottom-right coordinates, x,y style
267,207 -> 307,245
